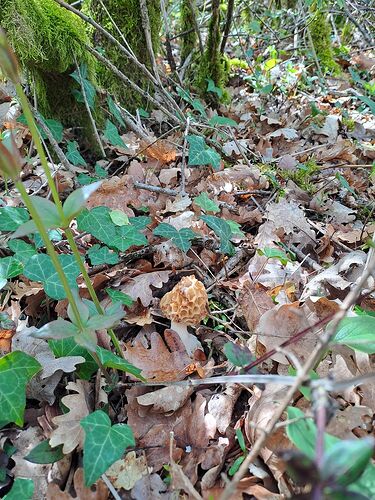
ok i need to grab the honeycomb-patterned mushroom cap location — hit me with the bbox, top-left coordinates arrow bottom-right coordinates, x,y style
160,275 -> 208,326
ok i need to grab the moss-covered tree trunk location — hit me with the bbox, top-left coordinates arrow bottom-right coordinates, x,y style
0,0 -> 94,126
180,0 -> 198,65
89,0 -> 161,111
195,0 -> 228,104
309,5 -> 341,75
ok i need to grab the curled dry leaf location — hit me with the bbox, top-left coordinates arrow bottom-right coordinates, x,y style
120,271 -> 170,307
106,451 -> 149,491
49,380 -> 92,454
130,473 -> 170,500
238,281 -> 275,332
136,386 -> 194,413
207,384 -> 242,434
123,329 -> 191,381
47,468 -> 108,500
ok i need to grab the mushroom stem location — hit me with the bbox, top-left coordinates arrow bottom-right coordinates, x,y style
170,320 -> 202,357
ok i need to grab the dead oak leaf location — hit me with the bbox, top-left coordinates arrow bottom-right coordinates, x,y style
107,451 -> 149,490
120,271 -> 170,307
47,468 -> 108,500
49,380 -> 92,454
123,329 -> 191,381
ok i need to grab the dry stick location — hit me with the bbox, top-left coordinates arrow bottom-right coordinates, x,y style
134,181 -> 178,196
188,0 -> 204,54
180,116 -> 191,195
220,253 -> 375,500
97,0 -> 136,58
31,108 -> 74,173
139,0 -> 161,82
85,45 -> 180,126
160,0 -> 177,72
73,56 -> 106,158
220,0 -> 235,53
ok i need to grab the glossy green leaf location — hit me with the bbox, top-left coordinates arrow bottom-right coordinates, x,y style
331,315 -> 375,353
153,223 -> 196,252
322,438 -> 374,486
194,192 -> 220,213
208,116 -> 238,127
44,119 -> 64,142
49,338 -> 97,380
187,135 -> 221,170
112,225 -> 148,251
0,351 -> 41,427
258,247 -> 291,265
0,206 -> 29,231
106,288 -> 133,306
207,79 -> 223,98
103,120 -> 125,147
201,215 -> 235,255
23,254 -> 81,299
109,209 -> 129,226
357,95 -> 375,116
96,346 -> 144,380
228,455 -> 245,476
224,342 -> 253,367
3,478 -> 34,500
7,240 -> 37,264
88,244 -> 119,265
236,428 -> 246,453
107,95 -> 126,127
0,256 -> 23,282
25,440 -> 64,464
66,141 -> 86,166
70,65 -> 96,109
129,216 -> 151,230
81,410 -> 135,486
63,181 -> 102,221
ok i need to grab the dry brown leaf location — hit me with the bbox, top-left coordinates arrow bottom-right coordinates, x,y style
49,380 -> 92,453
106,451 -> 149,490
47,468 -> 108,500
207,384 -> 242,434
123,329 -> 191,381
257,302 -> 319,364
238,281 -> 275,332
120,271 -> 170,307
130,473 -> 170,499
139,138 -> 177,164
136,386 -> 194,413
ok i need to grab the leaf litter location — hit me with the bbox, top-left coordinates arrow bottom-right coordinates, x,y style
1,9 -> 375,499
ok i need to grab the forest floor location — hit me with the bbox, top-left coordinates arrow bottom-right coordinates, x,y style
0,31 -> 375,500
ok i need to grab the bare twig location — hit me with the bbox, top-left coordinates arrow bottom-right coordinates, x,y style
180,116 -> 191,195
220,0 -> 235,53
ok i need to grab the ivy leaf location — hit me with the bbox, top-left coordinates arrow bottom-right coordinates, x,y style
49,338 -> 97,380
194,192 -> 220,213
87,245 -> 119,265
331,315 -> 375,353
44,119 -> 64,142
96,346 -> 144,380
81,410 -> 135,486
23,254 -> 81,300
106,288 -> 133,306
208,116 -> 238,127
153,223 -> 196,252
258,247 -> 291,266
3,478 -> 34,500
107,96 -> 126,127
201,215 -> 235,255
63,181 -> 102,221
25,440 -> 64,464
187,135 -> 221,170
224,342 -> 253,367
70,65 -> 96,109
0,256 -> 23,289
7,240 -> 37,264
77,207 -> 117,245
207,78 -> 223,98
129,216 -> 151,230
0,351 -> 41,428
103,120 -> 126,147
66,141 -> 86,166
0,206 -> 29,231
112,224 -> 148,252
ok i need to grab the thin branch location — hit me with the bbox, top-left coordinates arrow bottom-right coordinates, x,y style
220,0 -> 235,53
220,253 -> 375,500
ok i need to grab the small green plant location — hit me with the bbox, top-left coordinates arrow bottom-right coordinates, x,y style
229,429 -> 248,476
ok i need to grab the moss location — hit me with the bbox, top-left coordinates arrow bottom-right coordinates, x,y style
309,6 -> 341,76
195,0 -> 229,105
279,159 -> 320,193
88,0 -> 161,111
180,0 -> 197,65
0,0 -> 94,126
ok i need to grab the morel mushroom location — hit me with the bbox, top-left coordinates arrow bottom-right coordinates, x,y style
160,275 -> 208,355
